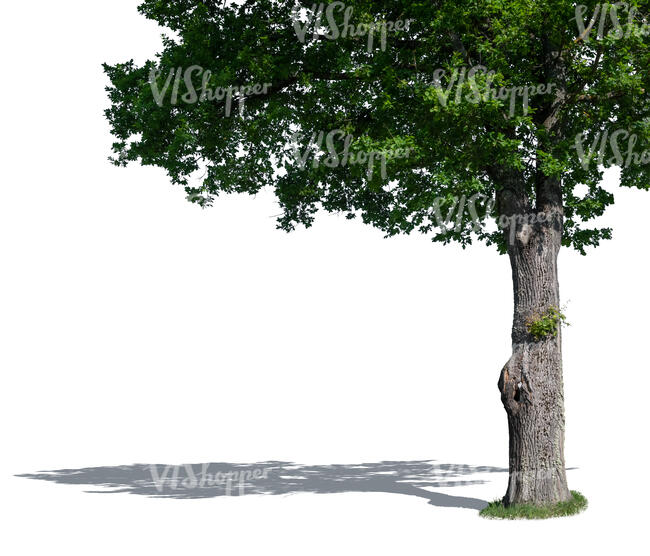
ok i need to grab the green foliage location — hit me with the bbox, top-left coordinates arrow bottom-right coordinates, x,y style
527,306 -> 569,341
479,490 -> 588,519
103,1 -> 650,252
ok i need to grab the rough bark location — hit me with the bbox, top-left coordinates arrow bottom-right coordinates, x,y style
481,28 -> 573,508
498,202 -> 572,506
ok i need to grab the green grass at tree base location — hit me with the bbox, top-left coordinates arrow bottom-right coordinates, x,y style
479,491 -> 588,519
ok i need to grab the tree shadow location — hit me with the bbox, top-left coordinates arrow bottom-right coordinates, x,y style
17,460 -> 509,510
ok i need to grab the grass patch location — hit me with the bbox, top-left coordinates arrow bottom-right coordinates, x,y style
479,491 -> 587,520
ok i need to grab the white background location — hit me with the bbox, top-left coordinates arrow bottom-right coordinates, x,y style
1,1 -> 648,554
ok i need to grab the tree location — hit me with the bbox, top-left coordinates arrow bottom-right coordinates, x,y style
103,0 -> 650,507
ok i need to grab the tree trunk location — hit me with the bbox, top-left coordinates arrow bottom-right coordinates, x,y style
498,210 -> 572,506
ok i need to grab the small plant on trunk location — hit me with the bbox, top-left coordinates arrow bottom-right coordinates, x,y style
526,306 -> 569,341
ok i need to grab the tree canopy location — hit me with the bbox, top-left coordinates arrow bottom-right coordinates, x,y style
103,0 -> 650,254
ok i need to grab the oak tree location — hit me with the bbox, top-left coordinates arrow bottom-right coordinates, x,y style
104,0 -> 650,506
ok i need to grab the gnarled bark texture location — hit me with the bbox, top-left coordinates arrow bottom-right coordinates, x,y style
499,205 -> 571,506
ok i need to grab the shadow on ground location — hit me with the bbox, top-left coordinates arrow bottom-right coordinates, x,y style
18,460 -> 510,510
